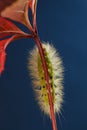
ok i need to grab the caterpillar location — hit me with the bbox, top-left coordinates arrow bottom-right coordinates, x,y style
28,42 -> 64,116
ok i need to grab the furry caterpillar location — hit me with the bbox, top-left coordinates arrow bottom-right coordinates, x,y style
28,42 -> 63,115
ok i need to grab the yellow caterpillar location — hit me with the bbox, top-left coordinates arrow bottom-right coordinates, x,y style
28,42 -> 64,115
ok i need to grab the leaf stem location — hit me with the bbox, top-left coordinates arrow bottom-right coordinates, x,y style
4,33 -> 33,49
32,0 -> 38,33
24,1 -> 34,34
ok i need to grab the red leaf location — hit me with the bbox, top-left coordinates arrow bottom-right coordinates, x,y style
0,36 -> 16,75
0,0 -> 17,12
0,0 -> 38,26
1,0 -> 30,25
0,49 -> 6,75
0,38 -> 8,75
0,17 -> 23,38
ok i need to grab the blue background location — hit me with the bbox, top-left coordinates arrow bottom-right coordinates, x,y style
0,0 -> 87,130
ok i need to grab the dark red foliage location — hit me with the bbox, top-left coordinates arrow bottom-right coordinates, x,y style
0,16 -> 23,75
0,0 -> 17,12
0,17 -> 22,39
0,38 -> 8,75
0,49 -> 6,75
0,0 -> 37,75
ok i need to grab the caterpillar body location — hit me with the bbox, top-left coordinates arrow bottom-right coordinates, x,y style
28,42 -> 63,116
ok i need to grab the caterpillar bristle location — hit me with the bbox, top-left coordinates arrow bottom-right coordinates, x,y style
28,42 -> 64,116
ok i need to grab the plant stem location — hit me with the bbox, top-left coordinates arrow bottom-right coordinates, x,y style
25,1 -> 58,129
34,35 -> 58,130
